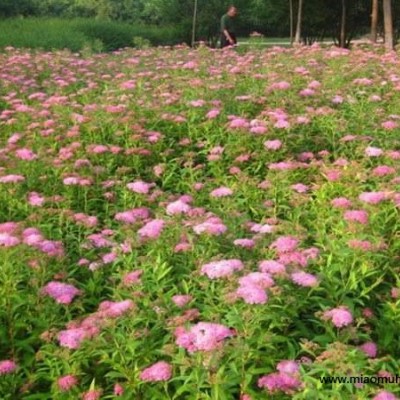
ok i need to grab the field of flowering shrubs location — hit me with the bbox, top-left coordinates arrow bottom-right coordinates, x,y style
0,43 -> 400,399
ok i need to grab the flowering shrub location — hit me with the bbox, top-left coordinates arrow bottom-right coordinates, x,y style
0,44 -> 399,399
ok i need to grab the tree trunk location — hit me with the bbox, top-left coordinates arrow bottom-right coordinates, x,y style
371,0 -> 379,42
289,0 -> 294,45
383,0 -> 394,50
340,0 -> 347,47
294,0 -> 303,44
191,0 -> 198,47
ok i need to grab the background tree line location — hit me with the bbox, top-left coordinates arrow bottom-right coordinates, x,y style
0,0 -> 399,48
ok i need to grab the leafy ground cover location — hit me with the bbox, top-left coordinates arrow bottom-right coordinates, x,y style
0,44 -> 400,399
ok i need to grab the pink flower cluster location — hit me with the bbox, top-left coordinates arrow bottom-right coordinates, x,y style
140,361 -> 172,382
58,300 -> 134,349
193,217 -> 227,236
175,322 -> 233,352
258,360 -> 301,394
322,306 -> 353,328
201,259 -> 244,279
0,360 -> 17,375
42,281 -> 81,304
236,272 -> 274,304
138,219 -> 165,239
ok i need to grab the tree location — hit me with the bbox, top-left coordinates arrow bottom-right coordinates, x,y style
370,0 -> 379,42
289,0 -> 294,44
340,0 -> 347,47
383,0 -> 394,49
294,0 -> 303,43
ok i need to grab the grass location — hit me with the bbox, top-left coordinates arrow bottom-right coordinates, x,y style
0,18 -> 185,52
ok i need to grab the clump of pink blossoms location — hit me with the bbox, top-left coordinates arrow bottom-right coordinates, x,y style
42,282 -> 81,304
57,375 -> 78,391
236,272 -> 274,304
0,360 -> 17,375
138,219 -> 165,239
175,322 -> 233,352
258,360 -> 301,394
322,306 -> 353,327
140,361 -> 172,382
201,259 -> 243,279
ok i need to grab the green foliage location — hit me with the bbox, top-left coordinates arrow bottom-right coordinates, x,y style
0,18 -> 185,52
2,0 -> 399,43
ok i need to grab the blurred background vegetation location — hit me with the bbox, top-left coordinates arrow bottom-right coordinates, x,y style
0,0 -> 399,51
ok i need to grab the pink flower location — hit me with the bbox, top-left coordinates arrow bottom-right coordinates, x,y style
277,360 -> 299,375
353,78 -> 373,86
193,219 -> 227,235
250,224 -> 274,234
291,272 -> 318,287
250,125 -> 268,134
138,219 -> 165,239
172,295 -> 193,307
259,260 -> 286,275
239,273 -> 274,289
82,389 -> 102,400
206,109 -> 220,119
279,251 -> 308,267
63,177 -> 80,185
332,95 -> 344,104
372,165 -> 396,176
291,183 -> 309,193
365,146 -> 383,157
98,300 -> 134,318
0,233 -> 20,247
57,375 -> 78,391
236,284 -> 268,304
114,208 -> 150,224
140,361 -> 172,382
348,239 -> 373,251
189,99 -> 205,107
175,322 -> 233,352
15,148 -> 37,160
325,170 -> 342,181
359,342 -> 377,358
127,180 -> 154,194
323,306 -> 353,328
359,192 -> 387,204
299,88 -> 315,96
274,119 -> 290,129
0,360 -> 17,375
381,120 -> 398,130
166,200 -> 191,215
101,252 -> 117,264
27,192 -> 45,206
264,140 -> 282,150
42,282 -> 80,304
58,328 -> 89,349
229,118 -> 249,129
210,187 -> 233,197
122,270 -> 143,286
269,81 -> 291,91
373,391 -> 398,400
0,174 -> 25,183
201,259 -> 243,279
331,197 -> 352,208
258,372 -> 301,394
233,238 -> 255,248
344,210 -> 368,224
270,236 -> 299,253
114,383 -> 124,396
